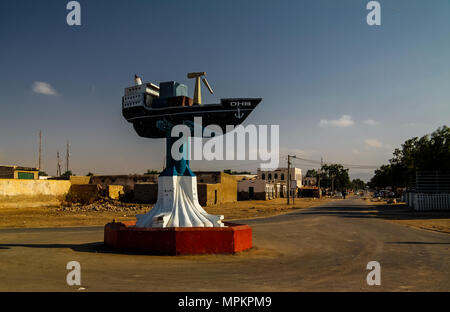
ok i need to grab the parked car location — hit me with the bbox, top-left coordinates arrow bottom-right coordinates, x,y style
374,190 -> 396,198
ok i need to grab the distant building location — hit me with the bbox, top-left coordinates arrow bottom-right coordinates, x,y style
91,174 -> 158,193
238,178 -> 286,200
229,174 -> 258,181
238,179 -> 273,200
0,165 -> 39,180
257,167 -> 302,188
196,171 -> 238,206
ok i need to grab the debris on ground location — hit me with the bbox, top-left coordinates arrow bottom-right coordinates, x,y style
58,197 -> 150,213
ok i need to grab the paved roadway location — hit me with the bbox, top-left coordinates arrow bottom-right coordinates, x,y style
0,198 -> 448,291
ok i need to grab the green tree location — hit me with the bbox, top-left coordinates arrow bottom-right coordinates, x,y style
351,178 -> 365,190
305,169 -> 318,177
319,164 -> 351,191
146,169 -> 159,174
38,171 -> 48,177
369,125 -> 450,188
61,170 -> 73,179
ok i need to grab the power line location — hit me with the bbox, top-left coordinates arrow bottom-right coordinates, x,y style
289,156 -> 379,170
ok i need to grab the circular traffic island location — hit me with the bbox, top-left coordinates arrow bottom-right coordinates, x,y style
104,221 -> 252,255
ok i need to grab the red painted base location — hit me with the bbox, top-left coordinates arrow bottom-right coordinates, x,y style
104,221 -> 252,255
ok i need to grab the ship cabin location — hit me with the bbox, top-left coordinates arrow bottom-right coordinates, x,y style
122,78 -> 194,110
122,82 -> 160,109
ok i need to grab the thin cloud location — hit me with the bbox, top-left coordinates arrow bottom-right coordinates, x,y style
365,139 -> 383,148
319,115 -> 354,128
32,81 -> 59,96
364,119 -> 379,126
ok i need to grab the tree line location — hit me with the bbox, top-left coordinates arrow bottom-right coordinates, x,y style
368,125 -> 450,189
306,165 -> 365,191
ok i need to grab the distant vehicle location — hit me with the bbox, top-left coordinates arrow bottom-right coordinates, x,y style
335,192 -> 343,198
373,190 -> 395,198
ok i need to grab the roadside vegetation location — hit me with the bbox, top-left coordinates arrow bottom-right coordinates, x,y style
369,125 -> 450,189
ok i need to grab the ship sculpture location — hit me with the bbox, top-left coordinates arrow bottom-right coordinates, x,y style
122,72 -> 261,228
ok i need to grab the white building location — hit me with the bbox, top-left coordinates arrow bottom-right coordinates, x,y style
238,179 -> 272,200
257,167 -> 302,188
237,178 -> 285,200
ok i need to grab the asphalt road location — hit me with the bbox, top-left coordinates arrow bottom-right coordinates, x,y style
0,198 -> 448,291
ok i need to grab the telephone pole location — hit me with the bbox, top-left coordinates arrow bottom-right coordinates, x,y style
332,174 -> 335,194
287,155 -> 298,205
66,140 -> 70,173
56,151 -> 61,177
287,155 -> 291,205
318,157 -> 323,198
38,130 -> 42,171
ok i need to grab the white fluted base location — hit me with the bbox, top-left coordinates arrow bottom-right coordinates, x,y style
135,176 -> 225,228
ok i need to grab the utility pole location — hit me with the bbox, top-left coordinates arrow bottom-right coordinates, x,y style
287,155 -> 298,205
56,151 -> 61,177
318,157 -> 323,198
66,140 -> 70,173
331,175 -> 334,194
287,155 -> 291,205
38,130 -> 42,172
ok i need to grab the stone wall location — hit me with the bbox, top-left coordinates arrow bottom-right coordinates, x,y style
67,184 -> 102,204
0,179 -> 71,208
0,179 -> 71,197
108,185 -> 124,200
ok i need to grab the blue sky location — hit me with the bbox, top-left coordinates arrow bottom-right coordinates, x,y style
0,0 -> 449,180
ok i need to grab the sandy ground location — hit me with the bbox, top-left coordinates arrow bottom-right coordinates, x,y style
0,197 -> 334,228
0,196 -> 448,234
357,198 -> 450,234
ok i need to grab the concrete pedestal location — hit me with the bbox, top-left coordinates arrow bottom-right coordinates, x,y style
104,221 -> 252,255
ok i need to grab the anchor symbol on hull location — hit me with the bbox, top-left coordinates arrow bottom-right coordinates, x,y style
235,107 -> 244,119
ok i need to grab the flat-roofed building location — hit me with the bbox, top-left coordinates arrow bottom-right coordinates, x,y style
237,178 -> 285,200
0,165 -> 39,180
257,167 -> 302,188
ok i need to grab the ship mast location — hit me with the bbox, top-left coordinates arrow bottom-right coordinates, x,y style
187,72 -> 214,105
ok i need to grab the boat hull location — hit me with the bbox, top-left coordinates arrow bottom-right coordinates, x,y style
123,98 -> 261,138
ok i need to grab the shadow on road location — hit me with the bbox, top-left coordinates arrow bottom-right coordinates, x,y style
296,202 -> 450,222
385,241 -> 450,245
0,242 -> 167,256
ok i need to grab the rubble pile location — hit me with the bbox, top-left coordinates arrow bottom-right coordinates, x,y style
58,197 -> 150,213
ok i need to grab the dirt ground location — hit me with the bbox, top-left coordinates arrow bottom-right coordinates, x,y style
391,218 -> 450,233
1,197 -> 448,292
0,197 -> 334,228
0,196 -> 448,233
355,197 -> 450,234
